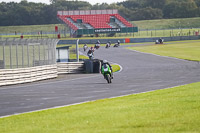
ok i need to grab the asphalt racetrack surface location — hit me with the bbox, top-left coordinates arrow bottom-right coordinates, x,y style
0,45 -> 200,117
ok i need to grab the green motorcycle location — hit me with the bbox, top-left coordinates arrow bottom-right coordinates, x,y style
101,64 -> 112,84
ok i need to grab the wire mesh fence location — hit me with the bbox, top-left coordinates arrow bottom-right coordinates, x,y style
0,38 -> 58,69
1,26 -> 200,39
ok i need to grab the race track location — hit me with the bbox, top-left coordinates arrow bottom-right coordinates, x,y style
0,45 -> 200,117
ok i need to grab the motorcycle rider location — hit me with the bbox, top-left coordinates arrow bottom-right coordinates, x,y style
114,40 -> 120,47
101,60 -> 113,79
95,40 -> 100,49
108,41 -> 111,46
158,38 -> 163,44
117,40 -> 120,46
87,47 -> 94,59
83,43 -> 88,51
106,41 -> 111,48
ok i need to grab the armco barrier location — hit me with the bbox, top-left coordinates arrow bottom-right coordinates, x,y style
58,35 -> 200,45
0,64 -> 57,86
57,62 -> 85,74
58,39 -> 124,44
130,36 -> 200,43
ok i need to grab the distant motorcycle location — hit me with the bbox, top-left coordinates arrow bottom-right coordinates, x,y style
94,44 -> 100,49
113,43 -> 120,47
87,53 -> 94,60
83,45 -> 88,52
105,43 -> 110,48
155,39 -> 164,44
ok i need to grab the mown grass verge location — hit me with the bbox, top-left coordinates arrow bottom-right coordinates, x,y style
111,64 -> 121,72
134,17 -> 200,29
0,82 -> 200,133
127,40 -> 200,61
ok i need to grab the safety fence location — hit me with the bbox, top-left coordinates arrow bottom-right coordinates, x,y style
0,38 -> 58,69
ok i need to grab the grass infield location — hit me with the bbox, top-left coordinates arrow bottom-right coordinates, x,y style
127,40 -> 200,61
111,64 -> 121,72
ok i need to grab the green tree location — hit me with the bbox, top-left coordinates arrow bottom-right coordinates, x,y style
144,0 -> 168,9
91,3 -> 110,10
131,7 -> 163,20
163,0 -> 198,18
118,0 -> 142,9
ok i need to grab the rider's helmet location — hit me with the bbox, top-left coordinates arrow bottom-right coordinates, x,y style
118,40 -> 120,43
103,60 -> 108,64
90,47 -> 93,50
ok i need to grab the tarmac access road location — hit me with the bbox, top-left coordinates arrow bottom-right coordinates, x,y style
0,45 -> 200,117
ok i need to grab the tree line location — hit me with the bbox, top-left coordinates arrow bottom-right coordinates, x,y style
0,0 -> 200,26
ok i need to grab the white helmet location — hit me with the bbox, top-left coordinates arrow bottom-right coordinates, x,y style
103,60 -> 108,63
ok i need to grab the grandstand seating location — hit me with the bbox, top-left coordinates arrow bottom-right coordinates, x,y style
57,10 -> 137,37
59,16 -> 78,30
113,14 -> 133,27
58,12 -> 133,29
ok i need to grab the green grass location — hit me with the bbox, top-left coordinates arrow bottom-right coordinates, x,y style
111,64 -> 121,72
134,17 -> 200,29
0,24 -> 65,34
127,40 -> 200,61
133,28 -> 200,38
0,82 -> 200,133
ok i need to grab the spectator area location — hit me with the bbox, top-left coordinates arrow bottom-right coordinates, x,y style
57,9 -> 138,37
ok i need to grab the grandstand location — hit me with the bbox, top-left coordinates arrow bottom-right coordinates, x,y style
57,9 -> 138,37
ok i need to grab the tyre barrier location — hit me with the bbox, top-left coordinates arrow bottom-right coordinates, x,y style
84,59 -> 101,73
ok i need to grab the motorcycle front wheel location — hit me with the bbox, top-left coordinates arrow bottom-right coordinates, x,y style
105,74 -> 111,83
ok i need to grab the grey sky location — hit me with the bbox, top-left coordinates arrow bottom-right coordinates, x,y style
0,0 -> 125,5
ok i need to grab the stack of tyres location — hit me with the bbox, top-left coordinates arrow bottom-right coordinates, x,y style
84,59 -> 101,73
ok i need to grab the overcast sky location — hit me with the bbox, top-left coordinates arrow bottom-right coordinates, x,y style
0,0 -> 125,5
